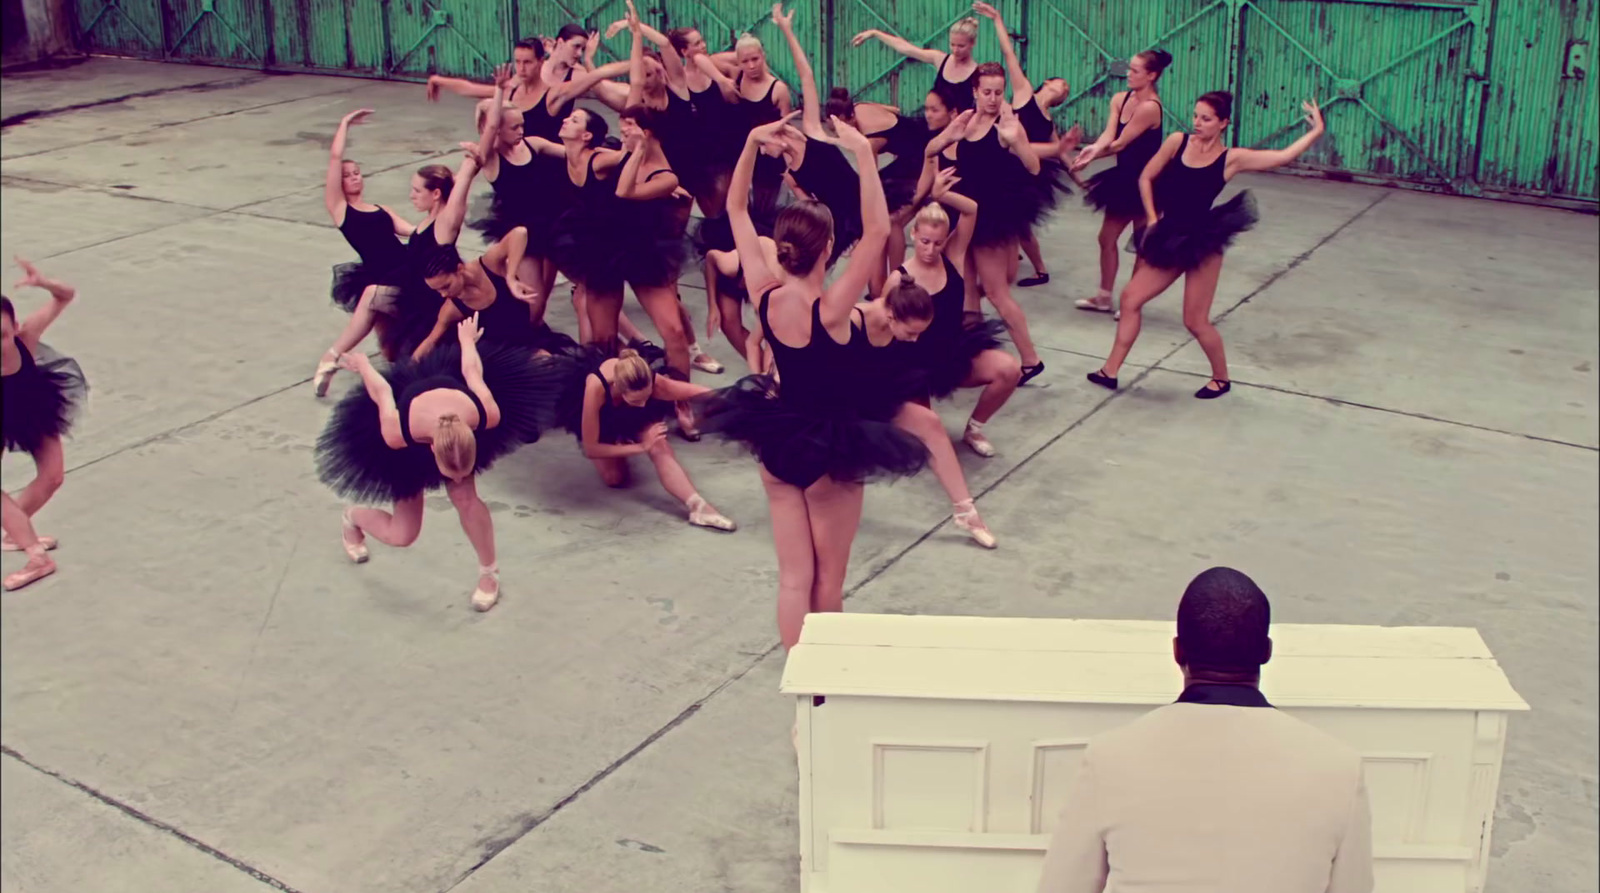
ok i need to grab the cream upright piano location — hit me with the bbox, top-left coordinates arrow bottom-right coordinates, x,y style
782,613 -> 1529,893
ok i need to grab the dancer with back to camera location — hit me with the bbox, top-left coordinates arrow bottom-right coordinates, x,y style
1,259 -> 85,591
1087,93 -> 1325,398
852,15 -> 981,112
1071,49 -> 1172,314
695,112 -> 934,650
318,313 -> 564,612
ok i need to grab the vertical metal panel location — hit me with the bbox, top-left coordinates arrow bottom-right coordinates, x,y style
832,0 -> 1024,108
160,0 -> 269,66
269,0 -> 384,73
1482,0 -> 1599,200
1551,0 -> 1597,198
1023,0 -> 1232,138
1236,0 -> 1477,188
71,0 -> 165,58
385,0 -> 508,80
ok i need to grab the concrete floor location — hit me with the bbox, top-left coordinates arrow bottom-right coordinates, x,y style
0,58 -> 1595,893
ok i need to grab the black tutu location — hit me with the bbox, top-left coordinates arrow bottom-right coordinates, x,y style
621,197 -> 693,289
3,342 -> 87,454
690,182 -> 784,258
693,375 -> 929,489
373,282 -> 446,360
963,164 -> 1058,249
549,343 -> 675,445
330,260 -> 410,312
916,318 -> 1008,400
1083,165 -> 1145,220
468,191 -> 558,256
1139,191 -> 1258,272
314,343 -> 564,503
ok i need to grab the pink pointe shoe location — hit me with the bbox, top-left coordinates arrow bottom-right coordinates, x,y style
952,499 -> 997,550
313,354 -> 339,397
471,563 -> 500,612
1,534 -> 56,552
341,508 -> 369,563
3,544 -> 57,591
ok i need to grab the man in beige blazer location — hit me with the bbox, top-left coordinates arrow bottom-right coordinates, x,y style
1036,567 -> 1374,893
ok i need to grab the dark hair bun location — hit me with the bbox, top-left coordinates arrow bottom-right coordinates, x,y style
1198,89 -> 1234,121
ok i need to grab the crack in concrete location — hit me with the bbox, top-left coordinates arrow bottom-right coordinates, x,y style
0,747 -> 305,893
0,73 -> 268,128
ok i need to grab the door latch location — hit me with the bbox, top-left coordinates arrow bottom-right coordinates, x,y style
1566,40 -> 1589,79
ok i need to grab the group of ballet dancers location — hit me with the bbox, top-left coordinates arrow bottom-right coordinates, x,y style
1,2 -> 1325,652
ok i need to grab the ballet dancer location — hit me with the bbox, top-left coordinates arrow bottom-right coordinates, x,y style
695,112 -> 933,650
1088,93 -> 1325,398
852,16 -> 981,112
892,164 -> 1020,458
555,345 -> 735,531
312,110 -> 467,393
926,69 -> 1048,384
704,236 -> 780,370
318,313 -> 563,612
1071,49 -> 1172,313
413,238 -> 575,360
1,260 -> 85,591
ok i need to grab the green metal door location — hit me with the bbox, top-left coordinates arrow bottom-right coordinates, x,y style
269,0 -> 386,75
1478,0 -> 1597,202
159,0 -> 267,66
1020,0 -> 1232,139
1233,0 -> 1485,192
72,0 -> 165,58
831,0 -> 1023,107
385,0 -> 507,81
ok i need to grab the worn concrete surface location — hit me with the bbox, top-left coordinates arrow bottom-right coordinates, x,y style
0,59 -> 1595,893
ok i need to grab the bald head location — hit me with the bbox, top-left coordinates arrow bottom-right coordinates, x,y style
1175,567 -> 1272,677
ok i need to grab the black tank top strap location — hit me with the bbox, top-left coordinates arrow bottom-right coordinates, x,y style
6,338 -> 36,376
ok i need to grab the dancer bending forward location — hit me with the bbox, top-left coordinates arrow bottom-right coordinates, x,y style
2,259 -> 86,591
317,314 -> 562,611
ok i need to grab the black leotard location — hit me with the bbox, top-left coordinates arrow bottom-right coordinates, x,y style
339,206 -> 408,273
396,377 -> 486,447
1018,99 -> 1054,144
789,137 -> 863,262
933,56 -> 975,112
1155,134 -> 1228,220
1116,96 -> 1164,176
450,263 -> 535,347
510,69 -> 577,141
587,367 -> 671,444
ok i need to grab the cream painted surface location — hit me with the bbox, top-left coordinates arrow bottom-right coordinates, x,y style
784,614 -> 1530,893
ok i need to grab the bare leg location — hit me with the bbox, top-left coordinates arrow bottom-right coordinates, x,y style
1018,228 -> 1048,282
633,284 -> 697,436
13,435 -> 64,518
585,287 -> 626,353
616,308 -> 650,346
962,251 -> 983,316
1098,261 -> 1183,380
965,350 -> 1022,425
445,476 -> 499,607
892,402 -> 995,547
347,496 -> 425,549
1181,253 -> 1230,387
1097,215 -> 1128,295
645,438 -> 735,530
591,456 -> 631,488
975,243 -> 1041,368
717,293 -> 751,358
763,468 -> 816,651
316,284 -> 383,394
802,476 -> 865,618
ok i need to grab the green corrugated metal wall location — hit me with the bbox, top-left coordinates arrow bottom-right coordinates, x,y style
67,0 -> 1598,208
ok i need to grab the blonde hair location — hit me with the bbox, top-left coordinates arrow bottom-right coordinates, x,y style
613,348 -> 654,394
913,201 -> 951,234
432,413 -> 477,478
475,99 -> 521,134
735,32 -> 763,54
950,17 -> 979,39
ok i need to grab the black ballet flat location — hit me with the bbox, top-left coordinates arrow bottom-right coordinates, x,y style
1087,368 -> 1118,390
1016,273 -> 1050,288
1019,362 -> 1046,386
675,426 -> 702,443
1194,379 -> 1231,399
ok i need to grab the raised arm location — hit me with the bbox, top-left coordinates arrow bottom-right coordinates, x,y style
850,28 -> 944,66
693,52 -> 739,103
625,2 -> 647,109
383,206 -> 418,238
1226,99 -> 1325,178
425,76 -> 496,102
475,65 -> 514,166
1138,132 -> 1184,228
1073,94 -> 1157,170
995,104 -> 1041,174
433,149 -> 482,247
973,2 -> 1031,107
929,167 -> 978,263
773,4 -> 823,138
324,108 -> 372,223
550,60 -> 633,107
10,259 -> 75,350
483,226 -> 538,307
730,112 -> 800,296
606,5 -> 689,96
455,314 -> 503,430
819,118 -> 888,323
340,352 -> 406,449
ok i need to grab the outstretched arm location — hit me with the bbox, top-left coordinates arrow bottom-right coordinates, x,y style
10,259 -> 75,351
580,377 -> 652,458
974,2 -> 1031,107
324,108 -> 371,223
773,5 -> 823,139
606,5 -> 689,96
412,300 -> 466,362
1227,100 -> 1325,178
693,53 -> 740,102
550,60 -> 633,108
455,314 -> 503,429
426,75 -> 496,102
850,28 -> 944,66
625,2 -> 647,110
434,150 -> 481,246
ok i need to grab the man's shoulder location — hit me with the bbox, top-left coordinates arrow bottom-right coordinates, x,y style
1087,703 -> 1362,769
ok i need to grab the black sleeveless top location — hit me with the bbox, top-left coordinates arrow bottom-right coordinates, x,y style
397,378 -> 486,447
899,255 -> 965,346
1017,99 -> 1054,144
407,221 -> 444,271
933,56 -> 975,111
511,68 -> 577,141
758,291 -> 855,415
1116,95 -> 1164,173
489,138 -> 544,203
789,138 -> 861,231
657,91 -> 700,178
1155,134 -> 1229,220
735,74 -> 785,186
339,206 -> 408,272
450,263 -> 536,347
3,338 -> 36,381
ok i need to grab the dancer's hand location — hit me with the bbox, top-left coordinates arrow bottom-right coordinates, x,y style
995,104 -> 1026,147
341,108 -> 374,127
935,109 -> 976,149
622,128 -> 644,153
335,351 -> 369,372
425,77 -> 442,102
827,116 -> 871,154
850,29 -> 878,47
605,19 -> 627,39
508,277 -> 539,303
671,186 -> 693,201
625,0 -> 641,33
1302,98 -> 1324,133
971,2 -> 1001,22
493,63 -> 515,90
1070,143 -> 1099,171
930,166 -> 961,202
749,110 -> 801,143
12,257 -> 44,290
771,3 -> 794,31
638,422 -> 669,452
457,312 -> 485,344
458,141 -> 486,166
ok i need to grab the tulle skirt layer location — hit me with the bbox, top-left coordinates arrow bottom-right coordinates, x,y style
1139,191 -> 1258,272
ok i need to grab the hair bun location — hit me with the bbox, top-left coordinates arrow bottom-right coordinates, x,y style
438,413 -> 461,428
617,347 -> 641,360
